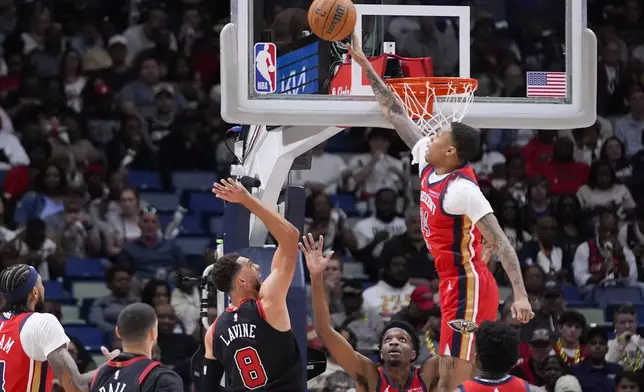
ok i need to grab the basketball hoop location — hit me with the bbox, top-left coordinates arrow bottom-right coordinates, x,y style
385,77 -> 478,137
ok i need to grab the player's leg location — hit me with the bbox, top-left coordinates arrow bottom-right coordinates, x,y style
435,276 -> 479,392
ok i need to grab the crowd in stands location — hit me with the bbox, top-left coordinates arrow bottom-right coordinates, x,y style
0,0 -> 643,391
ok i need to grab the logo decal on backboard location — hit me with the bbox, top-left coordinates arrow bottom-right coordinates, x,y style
254,43 -> 277,94
447,319 -> 478,334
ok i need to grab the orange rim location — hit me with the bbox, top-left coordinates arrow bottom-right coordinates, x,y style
385,77 -> 478,97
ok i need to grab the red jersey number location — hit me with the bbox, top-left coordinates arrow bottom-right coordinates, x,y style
234,347 -> 268,389
0,360 -> 6,392
421,209 -> 431,250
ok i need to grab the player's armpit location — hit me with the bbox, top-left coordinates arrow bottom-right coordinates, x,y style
475,213 -> 527,297
361,59 -> 422,149
48,345 -> 93,392
418,356 -> 439,391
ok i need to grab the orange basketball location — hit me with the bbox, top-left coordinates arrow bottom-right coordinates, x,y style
308,0 -> 357,41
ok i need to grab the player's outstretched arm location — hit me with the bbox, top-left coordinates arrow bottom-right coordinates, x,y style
345,33 -> 422,149
212,178 -> 299,302
301,234 -> 378,391
475,213 -> 533,323
48,346 -> 97,392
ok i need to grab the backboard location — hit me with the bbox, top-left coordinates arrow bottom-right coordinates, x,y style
221,0 -> 597,130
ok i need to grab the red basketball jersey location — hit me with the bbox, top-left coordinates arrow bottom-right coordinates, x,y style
375,367 -> 428,392
0,312 -> 54,392
458,376 -> 530,392
419,164 -> 488,278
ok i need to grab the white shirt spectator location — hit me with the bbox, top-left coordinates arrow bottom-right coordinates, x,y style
471,149 -> 506,179
362,280 -> 415,322
614,114 -> 644,158
353,215 -> 407,250
171,287 -> 200,335
576,184 -> 636,211
290,152 -> 348,195
348,153 -> 404,195
572,241 -> 638,288
0,132 -> 30,170
20,313 -> 70,361
123,24 -> 178,58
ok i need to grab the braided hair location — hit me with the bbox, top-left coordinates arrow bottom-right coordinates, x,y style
0,264 -> 34,313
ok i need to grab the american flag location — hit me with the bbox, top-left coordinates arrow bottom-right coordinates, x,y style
526,72 -> 566,98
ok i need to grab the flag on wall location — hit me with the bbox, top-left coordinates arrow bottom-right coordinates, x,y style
526,72 -> 566,98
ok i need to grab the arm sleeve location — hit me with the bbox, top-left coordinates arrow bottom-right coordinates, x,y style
572,243 -> 591,287
411,137 -> 431,175
442,179 -> 494,224
20,313 -> 70,361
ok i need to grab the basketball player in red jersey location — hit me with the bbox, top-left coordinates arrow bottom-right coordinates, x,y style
202,178 -> 303,392
347,34 -> 534,392
302,234 -> 439,392
0,264 -> 117,392
455,321 -> 544,392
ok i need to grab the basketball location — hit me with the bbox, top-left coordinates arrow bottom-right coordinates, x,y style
308,0 -> 357,42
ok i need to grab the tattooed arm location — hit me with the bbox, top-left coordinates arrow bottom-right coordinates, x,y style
48,345 -> 96,392
476,213 -> 527,298
345,34 -> 422,149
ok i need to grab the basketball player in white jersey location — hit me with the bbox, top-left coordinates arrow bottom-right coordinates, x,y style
255,44 -> 276,91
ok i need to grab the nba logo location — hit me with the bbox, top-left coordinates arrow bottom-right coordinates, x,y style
254,43 -> 277,94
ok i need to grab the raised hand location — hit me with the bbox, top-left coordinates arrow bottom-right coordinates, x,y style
345,32 -> 369,67
211,178 -> 252,204
100,345 -> 120,361
299,233 -> 334,278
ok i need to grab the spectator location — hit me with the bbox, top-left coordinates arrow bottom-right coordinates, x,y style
571,327 -> 623,392
116,207 -> 185,281
347,128 -> 405,197
45,187 -> 97,258
498,196 -> 532,252
157,111 -> 213,174
289,141 -> 351,195
171,267 -> 200,336
303,192 -> 357,256
19,217 -> 57,280
576,160 -> 636,215
599,136 -> 633,182
60,49 -> 87,113
146,83 -> 177,144
614,84 -> 644,158
353,188 -> 406,272
518,265 -> 548,312
123,7 -> 178,59
620,204 -> 644,267
379,205 -> 438,288
141,279 -> 171,308
543,355 -> 568,392
521,285 -> 565,343
120,56 -> 185,118
89,265 -> 138,335
154,302 -> 198,389
83,80 -> 122,147
504,155 -> 528,205
105,116 -> 157,172
597,40 -> 627,117
306,253 -> 344,316
555,195 -> 586,266
14,162 -> 67,225
107,187 -> 143,244
615,371 -> 640,392
606,305 -> 644,371
571,122 -> 602,166
521,130 -> 557,177
88,170 -> 126,222
362,256 -> 414,322
554,310 -> 587,366
573,209 -> 638,293
538,137 -> 590,195
521,175 -> 555,234
94,35 -> 134,92
519,216 -> 568,285
511,328 -> 551,386
330,280 -> 383,351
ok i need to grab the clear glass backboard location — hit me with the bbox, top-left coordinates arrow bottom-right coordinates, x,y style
221,0 -> 597,129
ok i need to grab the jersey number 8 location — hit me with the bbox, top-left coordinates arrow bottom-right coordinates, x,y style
234,347 -> 268,389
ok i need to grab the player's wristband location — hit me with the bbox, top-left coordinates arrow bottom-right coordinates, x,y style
200,359 -> 224,392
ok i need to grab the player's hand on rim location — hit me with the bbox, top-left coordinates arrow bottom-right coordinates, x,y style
212,178 -> 251,204
511,297 -> 535,323
345,32 -> 369,67
299,233 -> 334,277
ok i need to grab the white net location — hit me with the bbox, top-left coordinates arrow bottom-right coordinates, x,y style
387,78 -> 478,138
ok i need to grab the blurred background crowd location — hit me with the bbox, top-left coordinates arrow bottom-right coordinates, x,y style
0,0 -> 643,391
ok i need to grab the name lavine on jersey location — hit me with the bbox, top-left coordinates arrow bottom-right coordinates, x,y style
219,323 -> 257,346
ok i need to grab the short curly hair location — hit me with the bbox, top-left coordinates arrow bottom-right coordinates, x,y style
475,320 -> 519,375
211,253 -> 242,293
378,320 -> 420,359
